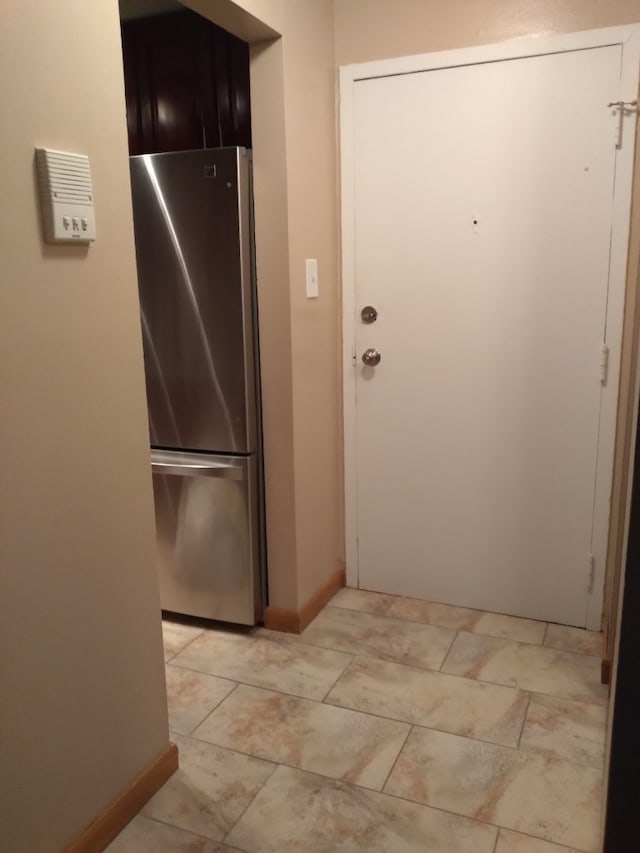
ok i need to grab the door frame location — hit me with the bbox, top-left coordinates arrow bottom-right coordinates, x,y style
340,25 -> 640,630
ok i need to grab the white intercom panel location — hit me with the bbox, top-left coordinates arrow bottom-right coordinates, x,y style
35,148 -> 96,243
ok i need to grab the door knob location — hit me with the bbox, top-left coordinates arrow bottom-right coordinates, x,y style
362,348 -> 381,366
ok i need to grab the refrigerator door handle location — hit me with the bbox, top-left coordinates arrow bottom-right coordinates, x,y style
151,461 -> 243,480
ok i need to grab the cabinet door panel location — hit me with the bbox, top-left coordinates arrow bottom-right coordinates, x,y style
226,30 -> 252,149
139,30 -> 204,152
120,10 -> 251,155
121,29 -> 143,155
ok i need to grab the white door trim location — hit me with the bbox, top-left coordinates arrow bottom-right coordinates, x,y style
340,25 -> 640,629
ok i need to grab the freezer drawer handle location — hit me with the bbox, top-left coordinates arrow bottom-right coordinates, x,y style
151,461 -> 243,480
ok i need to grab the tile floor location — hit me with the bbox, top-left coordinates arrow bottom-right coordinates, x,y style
107,588 -> 607,853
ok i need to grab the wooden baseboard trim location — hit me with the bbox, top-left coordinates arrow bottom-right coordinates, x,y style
601,658 -> 612,685
66,742 -> 179,853
263,605 -> 301,633
299,568 -> 346,631
264,568 -> 346,634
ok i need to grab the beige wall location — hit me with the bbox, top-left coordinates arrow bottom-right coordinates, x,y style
240,0 -> 342,609
186,0 -> 341,610
282,2 -> 341,604
0,1 -> 170,850
334,0 -> 640,63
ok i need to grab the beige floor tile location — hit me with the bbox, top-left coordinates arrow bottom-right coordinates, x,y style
495,828 -> 582,852
441,632 -> 607,705
106,815 -> 229,852
326,655 -> 528,747
387,598 -> 546,644
162,620 -> 205,662
142,733 -> 275,842
299,606 -> 455,670
519,694 -> 606,768
172,627 -> 352,700
165,665 -> 236,735
226,764 -> 497,853
193,683 -> 409,790
329,587 -> 395,615
544,625 -> 603,657
472,612 -> 547,645
386,597 -> 478,629
384,726 -> 602,851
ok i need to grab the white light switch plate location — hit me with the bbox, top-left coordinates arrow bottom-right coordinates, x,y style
305,258 -> 319,298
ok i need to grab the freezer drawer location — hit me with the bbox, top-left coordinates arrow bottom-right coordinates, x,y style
151,450 -> 261,625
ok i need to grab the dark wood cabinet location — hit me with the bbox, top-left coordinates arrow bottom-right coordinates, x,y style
121,10 -> 251,155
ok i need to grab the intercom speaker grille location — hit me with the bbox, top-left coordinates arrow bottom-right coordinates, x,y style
36,149 -> 93,203
35,147 -> 96,243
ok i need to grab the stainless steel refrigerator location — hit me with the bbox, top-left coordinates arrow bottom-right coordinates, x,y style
129,147 -> 263,625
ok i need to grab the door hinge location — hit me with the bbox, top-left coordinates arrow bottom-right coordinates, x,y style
587,554 -> 595,594
600,344 -> 609,386
352,345 -> 357,366
608,100 -> 638,149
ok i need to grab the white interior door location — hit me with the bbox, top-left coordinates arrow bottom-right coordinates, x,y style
347,41 -> 633,628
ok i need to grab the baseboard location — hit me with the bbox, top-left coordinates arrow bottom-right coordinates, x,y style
299,568 -> 346,631
264,568 -> 346,634
263,605 -> 302,633
66,742 -> 179,853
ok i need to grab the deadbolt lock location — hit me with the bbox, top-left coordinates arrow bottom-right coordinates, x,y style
361,305 -> 378,324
